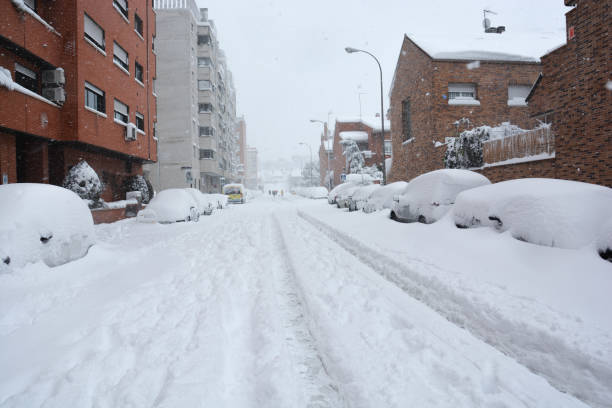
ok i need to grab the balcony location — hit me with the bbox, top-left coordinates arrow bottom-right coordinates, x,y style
483,126 -> 555,166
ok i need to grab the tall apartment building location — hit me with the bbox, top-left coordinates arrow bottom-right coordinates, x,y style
245,146 -> 258,189
0,0 -> 157,201
236,116 -> 247,184
146,0 -> 238,193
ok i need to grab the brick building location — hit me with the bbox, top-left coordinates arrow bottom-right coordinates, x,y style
526,0 -> 611,188
388,34 -> 541,183
0,0 -> 157,201
322,117 -> 391,188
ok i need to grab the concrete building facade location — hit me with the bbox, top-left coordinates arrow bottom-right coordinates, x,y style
0,0 -> 157,201
146,0 -> 238,193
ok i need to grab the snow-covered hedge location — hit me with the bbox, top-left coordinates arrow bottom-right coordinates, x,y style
62,161 -> 103,207
453,178 -> 612,253
0,183 -> 95,269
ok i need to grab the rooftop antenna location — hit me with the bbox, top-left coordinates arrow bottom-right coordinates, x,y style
483,9 -> 506,34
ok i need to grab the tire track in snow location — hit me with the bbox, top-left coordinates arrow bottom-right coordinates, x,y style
297,210 -> 611,408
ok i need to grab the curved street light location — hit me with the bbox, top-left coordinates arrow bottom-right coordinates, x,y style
345,46 -> 387,185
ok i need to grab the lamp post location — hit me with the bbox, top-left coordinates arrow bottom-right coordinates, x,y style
345,46 -> 387,185
298,142 -> 313,186
310,119 -> 331,189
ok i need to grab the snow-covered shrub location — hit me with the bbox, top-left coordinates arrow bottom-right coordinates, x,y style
341,139 -> 365,174
0,183 -> 95,269
62,161 -> 103,207
123,174 -> 152,203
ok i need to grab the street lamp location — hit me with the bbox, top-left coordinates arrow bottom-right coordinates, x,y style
298,142 -> 313,187
310,119 -> 332,189
345,46 -> 387,185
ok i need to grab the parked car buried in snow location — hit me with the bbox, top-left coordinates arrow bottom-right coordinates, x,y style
390,169 -> 490,223
137,189 -> 200,224
0,183 -> 95,269
362,181 -> 409,213
185,188 -> 215,216
348,184 -> 380,212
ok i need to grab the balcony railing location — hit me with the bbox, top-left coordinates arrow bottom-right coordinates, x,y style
483,126 -> 555,164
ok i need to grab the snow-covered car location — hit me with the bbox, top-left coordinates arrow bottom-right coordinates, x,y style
138,189 -> 200,224
390,169 -> 490,223
348,184 -> 380,212
297,186 -> 328,199
336,183 -> 366,208
185,188 -> 215,216
453,178 -> 612,255
207,193 -> 229,209
328,182 -> 355,204
0,183 -> 95,269
362,181 -> 409,213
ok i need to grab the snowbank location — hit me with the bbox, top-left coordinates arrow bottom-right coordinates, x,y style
363,181 -> 408,213
0,183 -> 95,269
296,186 -> 328,199
453,178 -> 612,251
139,189 -> 198,223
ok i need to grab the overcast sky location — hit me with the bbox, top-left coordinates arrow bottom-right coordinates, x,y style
195,0 -> 569,162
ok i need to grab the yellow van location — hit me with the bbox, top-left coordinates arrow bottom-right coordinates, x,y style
222,183 -> 245,204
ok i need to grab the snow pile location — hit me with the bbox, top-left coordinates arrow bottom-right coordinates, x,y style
62,161 -> 103,206
453,178 -> 612,251
345,173 -> 374,184
296,186 -> 328,199
184,188 -> 215,215
102,199 -> 138,209
206,193 -> 228,209
363,181 -> 408,213
0,183 -> 94,269
0,67 -> 15,91
398,169 -> 490,223
339,131 -> 368,142
139,188 -> 198,223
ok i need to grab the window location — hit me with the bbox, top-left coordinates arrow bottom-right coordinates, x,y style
198,80 -> 211,90
508,84 -> 531,106
401,98 -> 411,141
448,83 -> 476,100
198,57 -> 212,67
14,63 -> 38,93
85,81 -> 105,113
134,14 -> 143,36
24,0 -> 36,11
113,42 -> 129,71
135,112 -> 144,131
197,35 -> 210,45
84,14 -> 105,51
113,99 -> 129,123
113,0 -> 128,18
384,140 -> 392,155
198,103 -> 212,113
135,62 -> 143,83
200,149 -> 214,159
199,126 -> 214,136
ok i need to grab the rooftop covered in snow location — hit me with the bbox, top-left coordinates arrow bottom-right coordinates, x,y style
339,131 -> 369,143
335,117 -> 391,133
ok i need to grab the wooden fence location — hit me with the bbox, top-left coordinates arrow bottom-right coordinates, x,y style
483,126 -> 555,164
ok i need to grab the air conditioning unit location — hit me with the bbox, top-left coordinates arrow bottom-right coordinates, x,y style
42,87 -> 66,105
42,68 -> 65,86
125,122 -> 137,141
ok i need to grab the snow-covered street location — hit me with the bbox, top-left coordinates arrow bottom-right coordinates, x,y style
0,197 -> 607,407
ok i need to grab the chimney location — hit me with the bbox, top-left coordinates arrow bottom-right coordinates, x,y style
200,8 -> 208,21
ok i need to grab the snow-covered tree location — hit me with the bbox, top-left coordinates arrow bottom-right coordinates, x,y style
62,160 -> 103,207
123,174 -> 152,203
341,139 -> 365,174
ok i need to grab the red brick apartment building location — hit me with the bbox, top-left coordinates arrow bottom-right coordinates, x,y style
527,0 -> 611,187
320,117 -> 391,188
388,34 -> 541,183
0,0 -> 157,201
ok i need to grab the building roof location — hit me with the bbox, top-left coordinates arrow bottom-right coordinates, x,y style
432,50 -> 537,63
339,131 -> 369,143
336,116 -> 391,132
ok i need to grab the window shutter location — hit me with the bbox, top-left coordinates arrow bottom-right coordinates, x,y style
113,43 -> 128,65
448,83 -> 475,94
114,99 -> 128,116
85,81 -> 103,96
84,15 -> 104,47
15,63 -> 36,79
508,85 -> 531,100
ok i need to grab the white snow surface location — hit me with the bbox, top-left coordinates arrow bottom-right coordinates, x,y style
0,183 -> 94,269
453,178 -> 612,251
351,184 -> 380,202
433,50 -> 536,62
335,116 -> 390,132
363,181 -> 408,213
141,188 -> 198,223
184,188 -> 215,214
344,173 -> 374,184
0,197 -> 600,407
339,131 -> 368,142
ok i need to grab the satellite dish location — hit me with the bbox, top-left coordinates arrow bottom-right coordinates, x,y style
483,9 -> 505,34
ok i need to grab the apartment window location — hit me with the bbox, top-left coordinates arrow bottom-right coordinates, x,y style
198,57 -> 212,67
198,80 -> 211,90
197,35 -> 210,45
113,0 -> 128,18
113,42 -> 129,71
199,126 -> 214,136
24,0 -> 36,11
135,112 -> 144,131
508,84 -> 531,106
200,149 -> 214,159
84,14 -> 105,51
85,81 -> 105,113
14,63 -> 38,93
135,62 -> 143,83
401,98 -> 411,141
113,99 -> 129,123
134,14 -> 143,36
198,103 -> 212,113
448,83 -> 476,100
384,140 -> 392,155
